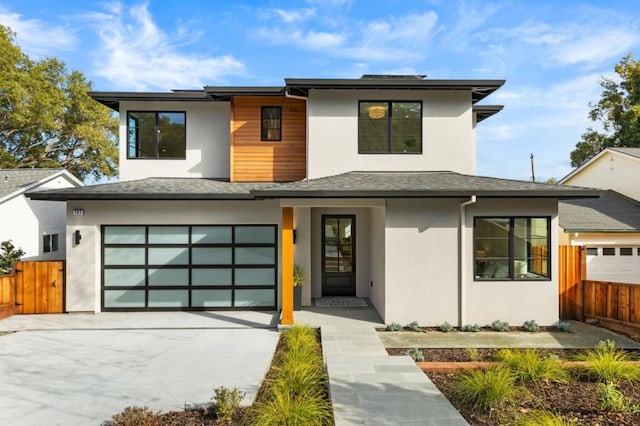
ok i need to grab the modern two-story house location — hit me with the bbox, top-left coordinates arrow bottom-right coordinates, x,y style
28,75 -> 597,326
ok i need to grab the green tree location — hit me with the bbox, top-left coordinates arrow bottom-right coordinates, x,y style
0,240 -> 25,274
570,54 -> 640,167
0,25 -> 118,181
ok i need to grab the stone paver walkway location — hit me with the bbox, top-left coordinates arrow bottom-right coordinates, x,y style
296,307 -> 468,426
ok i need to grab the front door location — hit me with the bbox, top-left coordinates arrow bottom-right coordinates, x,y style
322,215 -> 356,296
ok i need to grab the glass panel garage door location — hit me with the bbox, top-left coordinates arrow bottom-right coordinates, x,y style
102,225 -> 277,310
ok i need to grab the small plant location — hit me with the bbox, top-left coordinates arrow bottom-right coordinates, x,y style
465,347 -> 480,362
0,240 -> 25,274
455,365 -> 518,412
496,349 -> 569,385
597,382 -> 640,413
387,322 -> 403,331
523,320 -> 540,332
406,347 -> 424,362
439,321 -> 454,332
111,406 -> 160,426
251,391 -> 333,426
213,386 -> 245,423
462,323 -> 481,332
576,339 -> 640,383
293,264 -> 305,287
491,319 -> 509,332
406,321 -> 422,332
515,409 -> 578,425
557,321 -> 571,332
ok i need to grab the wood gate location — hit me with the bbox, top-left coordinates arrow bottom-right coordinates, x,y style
14,261 -> 64,314
558,245 -> 585,320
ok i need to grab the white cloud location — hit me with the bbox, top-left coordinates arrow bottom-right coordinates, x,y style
0,11 -> 76,55
271,8 -> 316,23
86,2 -> 245,90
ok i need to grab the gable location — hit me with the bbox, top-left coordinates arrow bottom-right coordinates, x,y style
0,169 -> 82,204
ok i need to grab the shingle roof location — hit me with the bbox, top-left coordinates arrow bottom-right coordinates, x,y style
559,190 -> 640,232
27,172 -> 599,201
609,147 -> 640,159
0,168 -> 67,199
26,178 -> 275,200
252,171 -> 597,198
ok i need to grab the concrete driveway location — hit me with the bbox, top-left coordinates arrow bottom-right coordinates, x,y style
0,312 -> 280,426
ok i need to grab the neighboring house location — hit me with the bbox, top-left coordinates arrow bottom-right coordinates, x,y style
28,75 -> 596,326
0,168 -> 83,261
559,147 -> 640,284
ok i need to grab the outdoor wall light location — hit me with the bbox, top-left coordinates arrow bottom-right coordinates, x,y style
74,230 -> 82,245
293,229 -> 297,244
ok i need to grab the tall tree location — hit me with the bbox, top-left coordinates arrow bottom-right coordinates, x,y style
570,54 -> 640,167
0,25 -> 117,181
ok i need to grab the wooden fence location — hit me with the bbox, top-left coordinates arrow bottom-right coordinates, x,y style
14,261 -> 64,314
583,280 -> 640,325
558,245 -> 585,320
0,273 -> 16,319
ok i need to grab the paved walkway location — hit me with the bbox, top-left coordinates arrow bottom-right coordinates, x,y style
0,312 -> 279,426
296,307 -> 468,425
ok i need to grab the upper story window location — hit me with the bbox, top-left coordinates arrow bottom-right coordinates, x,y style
474,217 -> 550,281
43,234 -> 59,253
127,112 -> 186,159
358,101 -> 422,154
261,106 -> 282,141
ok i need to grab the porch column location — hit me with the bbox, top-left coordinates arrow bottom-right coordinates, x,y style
281,207 -> 294,325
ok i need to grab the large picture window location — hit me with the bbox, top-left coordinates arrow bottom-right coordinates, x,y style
127,111 -> 186,158
261,106 -> 282,141
474,217 -> 550,281
358,101 -> 422,153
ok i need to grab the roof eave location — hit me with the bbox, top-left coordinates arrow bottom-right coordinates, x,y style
25,192 -> 256,201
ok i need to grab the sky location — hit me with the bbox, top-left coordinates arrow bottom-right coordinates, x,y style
1,0 -> 639,182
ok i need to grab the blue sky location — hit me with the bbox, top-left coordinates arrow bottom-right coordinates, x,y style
1,0 -> 639,181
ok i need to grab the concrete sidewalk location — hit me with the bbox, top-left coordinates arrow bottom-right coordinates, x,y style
0,312 -> 279,426
296,307 -> 468,426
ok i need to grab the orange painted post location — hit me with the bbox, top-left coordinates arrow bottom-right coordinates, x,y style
281,207 -> 294,325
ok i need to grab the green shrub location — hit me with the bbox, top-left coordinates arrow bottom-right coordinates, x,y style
213,386 -> 245,423
491,320 -> 509,332
522,320 -> 540,332
251,391 -> 332,426
406,321 -> 422,332
557,321 -> 571,332
576,340 -> 640,383
496,349 -> 569,385
387,322 -> 403,331
406,347 -> 424,362
111,406 -> 161,426
462,323 -> 481,332
455,366 -> 518,412
271,360 -> 325,398
439,321 -> 454,332
465,347 -> 480,362
515,410 -> 577,425
0,240 -> 24,275
597,382 -> 640,413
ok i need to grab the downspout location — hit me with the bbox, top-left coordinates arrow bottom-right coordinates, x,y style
459,196 -> 476,327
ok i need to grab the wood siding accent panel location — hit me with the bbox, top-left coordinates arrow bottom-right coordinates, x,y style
231,96 -> 306,182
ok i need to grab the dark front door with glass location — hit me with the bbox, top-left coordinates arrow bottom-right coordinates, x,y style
322,215 -> 356,296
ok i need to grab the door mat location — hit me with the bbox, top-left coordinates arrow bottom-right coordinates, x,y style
314,297 -> 369,307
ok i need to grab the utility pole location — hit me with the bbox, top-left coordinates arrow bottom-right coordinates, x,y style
530,153 -> 535,182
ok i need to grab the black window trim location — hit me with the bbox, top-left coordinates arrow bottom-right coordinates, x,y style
473,216 -> 552,282
126,111 -> 187,160
43,233 -> 59,254
261,106 -> 282,142
358,100 -> 423,155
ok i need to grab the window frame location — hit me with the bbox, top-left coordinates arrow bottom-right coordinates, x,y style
358,100 -> 423,154
126,111 -> 187,159
473,216 -> 551,281
43,233 -> 59,253
261,106 -> 282,142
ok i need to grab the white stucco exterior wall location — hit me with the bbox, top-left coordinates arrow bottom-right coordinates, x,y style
293,207 -> 312,306
383,199 -> 462,325
563,151 -> 640,201
306,89 -> 475,179
0,174 -> 78,260
368,206 -> 386,318
118,101 -> 231,181
464,198 -> 559,326
65,199 -> 281,312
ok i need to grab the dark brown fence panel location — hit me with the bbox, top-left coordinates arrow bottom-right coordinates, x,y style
584,280 -> 640,327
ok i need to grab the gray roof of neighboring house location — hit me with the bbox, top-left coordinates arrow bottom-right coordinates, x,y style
0,168 -> 69,200
609,147 -> 640,159
559,190 -> 640,232
27,172 -> 599,201
253,171 -> 597,198
26,178 -> 275,200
